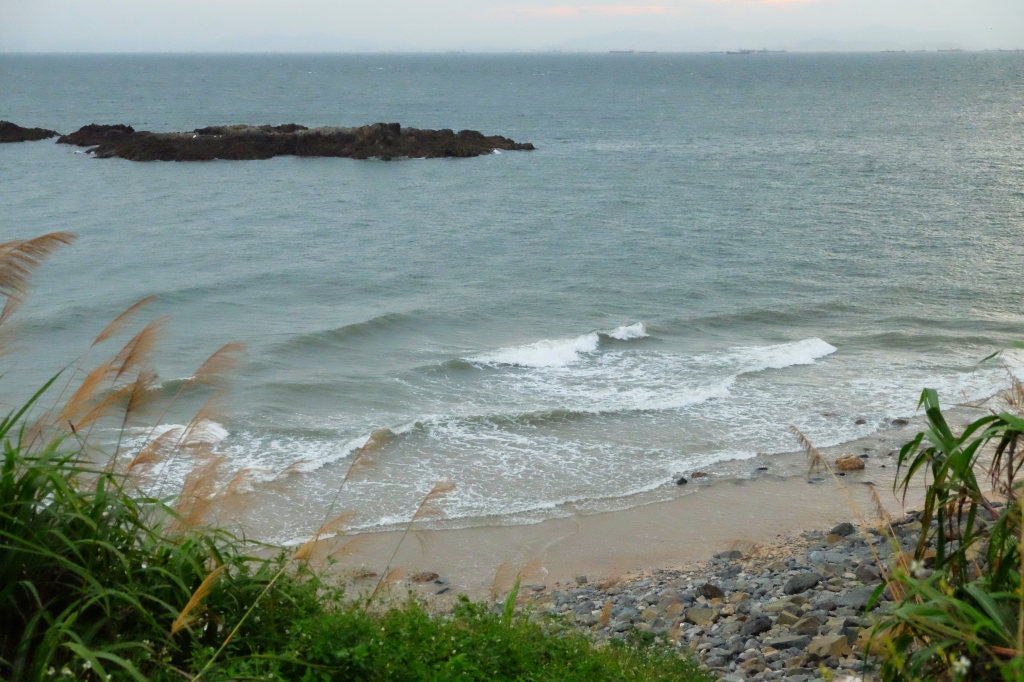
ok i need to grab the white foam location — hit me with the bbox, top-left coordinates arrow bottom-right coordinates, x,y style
282,420 -> 419,474
473,332 -> 600,368
731,337 -> 837,372
190,420 -> 229,443
606,322 -> 648,340
140,420 -> 229,446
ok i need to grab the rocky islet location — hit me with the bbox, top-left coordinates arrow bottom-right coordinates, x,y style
52,122 -> 534,161
0,121 -> 60,143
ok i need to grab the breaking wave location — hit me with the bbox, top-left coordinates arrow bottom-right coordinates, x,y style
471,332 -> 601,367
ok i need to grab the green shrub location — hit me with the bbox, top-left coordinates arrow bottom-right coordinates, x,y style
872,385 -> 1024,681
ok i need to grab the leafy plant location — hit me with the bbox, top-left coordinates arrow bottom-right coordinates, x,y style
870,380 -> 1024,681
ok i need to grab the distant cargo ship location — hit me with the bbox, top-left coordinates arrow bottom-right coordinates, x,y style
726,48 -> 786,55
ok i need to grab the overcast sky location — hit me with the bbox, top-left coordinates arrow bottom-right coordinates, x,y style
1,0 -> 1021,53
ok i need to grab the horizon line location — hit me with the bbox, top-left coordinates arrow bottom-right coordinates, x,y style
2,48 -> 1020,56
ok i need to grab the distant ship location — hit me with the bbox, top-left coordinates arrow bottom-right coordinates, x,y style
726,48 -> 786,55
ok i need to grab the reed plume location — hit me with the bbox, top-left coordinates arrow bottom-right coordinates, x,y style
368,482 -> 456,605
111,367 -> 161,467
329,535 -> 368,561
346,429 -> 390,483
172,454 -> 226,531
171,565 -> 227,635
136,343 -> 246,480
869,482 -> 893,524
180,397 -> 229,450
70,382 -> 133,432
519,557 -> 546,585
57,361 -> 115,426
92,295 -> 157,347
792,426 -> 828,479
598,600 -> 612,625
0,232 -> 75,323
491,560 -> 517,600
0,296 -> 19,332
374,568 -> 406,600
110,318 -> 165,385
599,569 -> 622,591
189,342 -> 246,388
791,425 -> 904,598
35,296 -> 157,447
126,427 -> 180,475
292,512 -> 356,564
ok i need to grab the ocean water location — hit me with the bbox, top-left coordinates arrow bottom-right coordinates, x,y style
2,53 -> 1024,543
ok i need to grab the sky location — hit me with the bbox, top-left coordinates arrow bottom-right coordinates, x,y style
0,0 -> 1021,53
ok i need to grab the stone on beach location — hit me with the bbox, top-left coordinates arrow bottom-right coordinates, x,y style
684,606 -> 718,625
830,522 -> 855,537
783,572 -> 822,594
740,614 -> 772,637
697,583 -> 725,600
836,455 -> 866,471
807,633 -> 852,659
514,505 -> 935,681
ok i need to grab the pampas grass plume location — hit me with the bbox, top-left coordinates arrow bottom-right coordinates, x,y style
172,564 -> 227,635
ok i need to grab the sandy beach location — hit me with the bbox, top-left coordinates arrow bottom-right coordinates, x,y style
324,409 -> 977,600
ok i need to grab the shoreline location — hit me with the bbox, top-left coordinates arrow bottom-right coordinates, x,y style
319,407 -> 983,599
312,409 -> 993,682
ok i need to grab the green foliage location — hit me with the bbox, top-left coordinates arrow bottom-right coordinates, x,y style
873,385 -> 1024,681
182,594 -> 711,682
0,392 -> 712,682
0,382 -> 259,681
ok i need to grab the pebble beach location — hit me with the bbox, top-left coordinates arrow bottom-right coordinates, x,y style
519,513 -> 942,681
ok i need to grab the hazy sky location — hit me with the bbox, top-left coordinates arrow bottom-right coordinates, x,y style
1,0 -> 1021,53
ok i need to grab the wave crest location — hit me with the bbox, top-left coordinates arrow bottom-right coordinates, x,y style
605,322 -> 649,340
472,332 -> 600,367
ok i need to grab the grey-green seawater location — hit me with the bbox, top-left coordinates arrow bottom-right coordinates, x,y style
2,53 -> 1023,542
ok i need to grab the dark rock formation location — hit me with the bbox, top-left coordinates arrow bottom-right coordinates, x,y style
58,122 -> 534,161
57,124 -> 136,147
0,121 -> 60,143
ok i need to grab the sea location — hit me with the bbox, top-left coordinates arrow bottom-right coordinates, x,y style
2,53 -> 1023,544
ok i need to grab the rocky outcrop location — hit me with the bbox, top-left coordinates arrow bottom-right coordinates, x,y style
0,121 -> 60,143
57,122 -> 534,161
57,124 -> 135,147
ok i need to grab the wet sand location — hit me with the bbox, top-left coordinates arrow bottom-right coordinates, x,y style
322,409 -> 980,600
